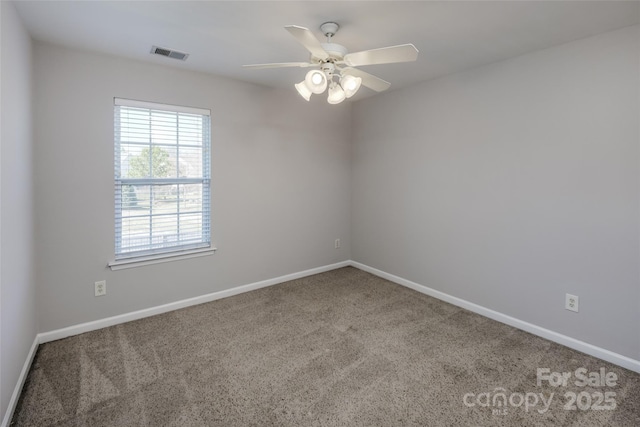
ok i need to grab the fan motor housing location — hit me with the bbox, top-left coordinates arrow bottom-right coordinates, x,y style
316,43 -> 348,62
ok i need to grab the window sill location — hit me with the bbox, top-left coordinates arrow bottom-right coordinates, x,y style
108,247 -> 217,271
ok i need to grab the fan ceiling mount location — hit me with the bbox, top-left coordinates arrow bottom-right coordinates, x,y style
243,22 -> 419,104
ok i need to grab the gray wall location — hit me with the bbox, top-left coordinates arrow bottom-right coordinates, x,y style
0,1 -> 37,419
33,43 -> 351,332
352,25 -> 640,359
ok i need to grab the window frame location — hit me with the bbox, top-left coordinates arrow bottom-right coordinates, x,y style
111,98 -> 212,267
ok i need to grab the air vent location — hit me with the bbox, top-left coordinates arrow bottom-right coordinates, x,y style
150,46 -> 189,61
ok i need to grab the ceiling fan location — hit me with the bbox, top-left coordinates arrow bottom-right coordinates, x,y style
243,22 -> 419,104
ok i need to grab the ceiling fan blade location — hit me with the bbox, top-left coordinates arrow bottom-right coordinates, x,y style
343,44 -> 419,67
342,67 -> 390,92
243,62 -> 313,69
285,25 -> 330,61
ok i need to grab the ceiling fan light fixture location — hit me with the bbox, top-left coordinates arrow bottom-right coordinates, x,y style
305,70 -> 327,94
295,81 -> 312,101
340,75 -> 362,98
244,22 -> 419,104
327,82 -> 346,104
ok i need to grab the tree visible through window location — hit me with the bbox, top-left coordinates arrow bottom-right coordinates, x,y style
128,146 -> 173,178
114,98 -> 211,259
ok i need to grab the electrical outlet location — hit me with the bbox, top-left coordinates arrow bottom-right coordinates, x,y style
95,280 -> 106,297
565,293 -> 578,312
335,238 -> 341,249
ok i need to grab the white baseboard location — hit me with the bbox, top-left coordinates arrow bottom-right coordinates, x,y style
3,261 -> 350,424
39,260 -> 351,344
350,261 -> 640,374
6,258 -> 638,426
1,336 -> 39,427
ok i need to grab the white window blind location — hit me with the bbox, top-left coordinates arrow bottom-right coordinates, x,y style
114,98 -> 211,260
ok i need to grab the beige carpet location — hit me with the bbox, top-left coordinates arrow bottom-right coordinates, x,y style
11,267 -> 640,426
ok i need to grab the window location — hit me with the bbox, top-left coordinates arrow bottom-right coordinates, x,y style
113,98 -> 211,261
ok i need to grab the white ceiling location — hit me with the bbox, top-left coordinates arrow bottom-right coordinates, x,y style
13,1 -> 640,100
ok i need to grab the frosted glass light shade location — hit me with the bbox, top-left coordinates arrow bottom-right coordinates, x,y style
327,83 -> 346,104
341,75 -> 362,98
305,70 -> 327,94
295,81 -> 312,101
